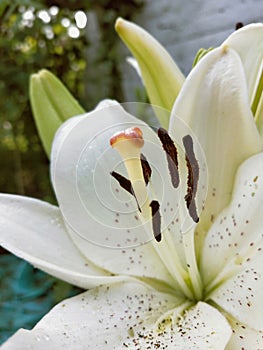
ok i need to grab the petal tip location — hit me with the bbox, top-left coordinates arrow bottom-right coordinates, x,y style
115,17 -> 125,32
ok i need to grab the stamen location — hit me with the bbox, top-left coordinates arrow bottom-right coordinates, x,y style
140,153 -> 152,185
110,127 -> 196,299
183,135 -> 199,223
157,128 -> 180,188
110,171 -> 133,195
150,200 -> 162,242
110,171 -> 141,212
110,127 -> 149,215
235,22 -> 243,30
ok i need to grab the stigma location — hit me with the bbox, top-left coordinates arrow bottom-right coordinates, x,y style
110,127 -> 144,150
110,127 -> 150,217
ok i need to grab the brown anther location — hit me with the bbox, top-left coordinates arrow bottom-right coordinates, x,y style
110,127 -> 144,148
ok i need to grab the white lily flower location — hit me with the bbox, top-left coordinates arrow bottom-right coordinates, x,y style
1,25 -> 263,349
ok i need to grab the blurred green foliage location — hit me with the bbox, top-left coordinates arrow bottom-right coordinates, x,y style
0,0 -> 143,201
0,1 -> 89,202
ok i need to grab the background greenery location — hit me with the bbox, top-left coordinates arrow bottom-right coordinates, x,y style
0,0 -> 143,344
0,0 -> 143,201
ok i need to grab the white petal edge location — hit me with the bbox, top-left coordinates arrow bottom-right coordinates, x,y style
170,46 -> 263,256
0,194 -> 132,289
50,99 -> 119,183
226,315 -> 263,350
1,282 -> 232,350
223,23 -> 263,104
201,153 -> 263,330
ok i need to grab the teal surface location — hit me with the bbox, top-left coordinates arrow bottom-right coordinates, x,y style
0,254 -> 82,345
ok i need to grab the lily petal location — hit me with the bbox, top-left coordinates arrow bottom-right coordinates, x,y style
123,301 -> 231,349
226,316 -> 263,350
1,282 -> 231,350
223,23 -> 263,106
51,101 -> 180,287
0,194 -> 130,289
1,282 -> 181,349
171,301 -> 231,349
201,153 -> 263,330
115,18 -> 185,128
171,46 -> 263,255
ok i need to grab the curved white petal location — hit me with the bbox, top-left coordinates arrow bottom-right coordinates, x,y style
67,227 -> 182,291
51,101 -> 186,286
123,302 -> 231,349
210,254 -> 263,331
1,282 -> 181,349
226,316 -> 263,350
201,153 -> 263,330
170,302 -> 231,349
223,23 -> 263,104
171,46 -> 263,255
50,99 -> 118,183
0,194 -> 130,289
1,282 -> 231,350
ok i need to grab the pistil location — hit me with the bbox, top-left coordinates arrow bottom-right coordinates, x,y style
110,127 -> 150,217
110,127 -> 195,299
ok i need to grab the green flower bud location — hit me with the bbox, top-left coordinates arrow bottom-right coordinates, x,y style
115,18 -> 185,129
30,69 -> 85,157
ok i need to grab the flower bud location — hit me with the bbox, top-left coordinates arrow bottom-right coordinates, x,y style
30,69 -> 85,157
115,18 -> 185,128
